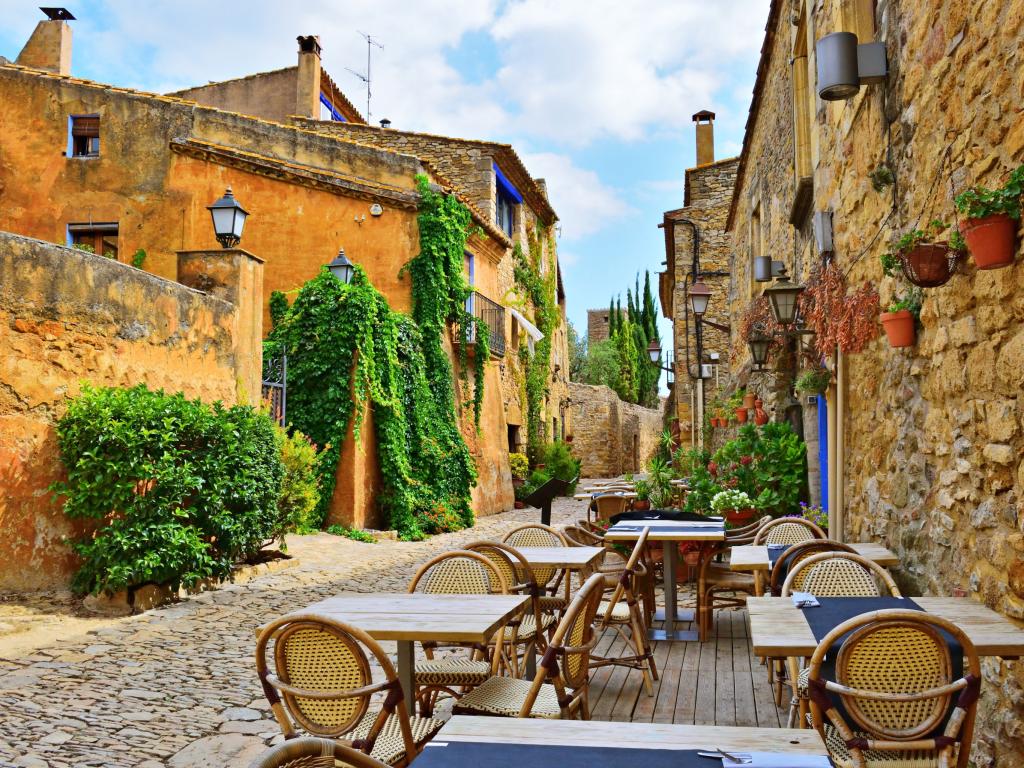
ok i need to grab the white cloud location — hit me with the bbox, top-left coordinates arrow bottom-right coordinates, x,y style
519,151 -> 633,242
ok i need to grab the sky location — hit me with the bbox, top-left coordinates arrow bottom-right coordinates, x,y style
0,0 -> 768,376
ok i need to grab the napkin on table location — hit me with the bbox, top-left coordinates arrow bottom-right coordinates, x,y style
791,592 -> 819,608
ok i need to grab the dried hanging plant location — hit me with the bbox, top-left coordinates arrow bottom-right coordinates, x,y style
732,295 -> 783,363
800,262 -> 880,357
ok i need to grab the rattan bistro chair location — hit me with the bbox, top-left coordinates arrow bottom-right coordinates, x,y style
255,616 -> 443,767
453,573 -> 606,720
590,528 -> 659,696
725,514 -> 772,546
768,540 -> 858,597
753,516 -> 826,546
807,610 -> 981,768
782,552 -> 902,729
248,737 -> 390,768
592,493 -> 628,523
406,551 -> 509,716
696,543 -> 757,642
503,524 -> 570,618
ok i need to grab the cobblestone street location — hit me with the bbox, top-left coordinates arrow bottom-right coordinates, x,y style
0,498 -> 591,767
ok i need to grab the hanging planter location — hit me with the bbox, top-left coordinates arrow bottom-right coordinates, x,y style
881,221 -> 963,288
954,165 -> 1023,271
795,367 -> 831,396
880,310 -> 916,348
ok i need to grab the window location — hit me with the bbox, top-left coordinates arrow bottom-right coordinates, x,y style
70,115 -> 100,157
68,222 -> 118,259
494,163 -> 522,237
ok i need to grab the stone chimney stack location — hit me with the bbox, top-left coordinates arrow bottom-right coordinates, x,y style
16,9 -> 74,75
692,110 -> 716,166
295,35 -> 322,119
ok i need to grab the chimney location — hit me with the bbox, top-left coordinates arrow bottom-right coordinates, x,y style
295,35 -> 322,119
379,118 -> 391,128
534,178 -> 548,199
692,110 -> 716,166
16,8 -> 74,75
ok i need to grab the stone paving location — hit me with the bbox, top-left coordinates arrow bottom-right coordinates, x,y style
0,494 -> 591,768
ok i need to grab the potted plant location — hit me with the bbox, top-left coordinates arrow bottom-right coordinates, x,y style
742,390 -> 757,411
795,367 -> 831,396
710,488 -> 757,525
680,541 -> 704,568
632,478 -> 652,511
509,452 -> 528,489
728,389 -> 748,424
880,220 -> 964,287
954,165 -> 1023,270
645,456 -> 675,509
880,290 -> 921,348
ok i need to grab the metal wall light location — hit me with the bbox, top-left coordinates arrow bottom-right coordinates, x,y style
816,32 -> 887,101
688,279 -> 712,316
753,257 -> 786,283
748,333 -> 772,369
763,269 -> 805,326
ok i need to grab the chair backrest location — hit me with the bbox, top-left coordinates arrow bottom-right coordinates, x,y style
753,516 -> 825,545
782,551 -> 901,597
562,524 -> 604,547
248,737 -> 390,768
594,494 -> 628,519
601,528 -> 648,624
503,523 -> 568,547
407,550 -> 508,595
769,540 -> 857,596
807,610 -> 981,768
518,572 -> 606,717
725,514 -> 772,541
255,615 -> 415,757
464,540 -> 545,655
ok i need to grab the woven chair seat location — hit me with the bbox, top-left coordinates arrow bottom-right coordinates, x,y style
820,722 -> 939,768
413,658 -> 492,686
453,675 -> 562,718
517,613 -> 556,640
597,599 -> 631,622
797,665 -> 810,696
350,711 -> 444,765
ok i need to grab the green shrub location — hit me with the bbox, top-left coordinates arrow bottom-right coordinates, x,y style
509,452 -> 529,480
515,469 -> 551,502
580,338 -> 621,390
325,524 -> 376,543
53,384 -> 284,595
542,442 -> 581,495
276,428 -> 321,534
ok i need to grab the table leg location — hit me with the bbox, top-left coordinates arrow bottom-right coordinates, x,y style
649,543 -> 698,642
397,640 -> 414,714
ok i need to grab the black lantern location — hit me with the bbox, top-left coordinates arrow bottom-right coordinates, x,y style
207,187 -> 248,249
748,333 -> 772,369
647,338 -> 662,364
763,271 -> 804,326
688,279 -> 712,316
327,247 -> 355,284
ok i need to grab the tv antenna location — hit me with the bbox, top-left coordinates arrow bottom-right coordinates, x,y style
346,32 -> 383,123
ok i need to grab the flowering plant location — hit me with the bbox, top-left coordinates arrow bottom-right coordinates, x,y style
797,501 -> 828,530
710,489 -> 754,513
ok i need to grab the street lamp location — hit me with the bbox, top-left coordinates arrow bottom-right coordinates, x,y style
688,279 -> 712,316
207,187 -> 249,249
748,333 -> 772,369
647,338 -> 662,364
327,247 -> 355,284
763,269 -> 805,326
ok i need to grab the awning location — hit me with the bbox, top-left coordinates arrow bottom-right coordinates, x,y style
508,307 -> 544,342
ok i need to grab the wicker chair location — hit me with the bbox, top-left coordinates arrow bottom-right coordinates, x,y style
248,737 -> 390,768
589,528 -> 659,696
503,524 -> 570,617
453,573 -> 606,719
696,543 -> 757,642
807,610 -> 981,768
463,540 -> 552,677
406,551 -> 509,716
753,516 -> 826,546
591,493 -> 628,523
255,616 -> 443,767
782,552 -> 902,729
725,515 -> 772,545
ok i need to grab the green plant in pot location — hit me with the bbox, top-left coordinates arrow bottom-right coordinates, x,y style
710,488 -> 757,525
728,388 -> 749,424
795,366 -> 831,395
880,220 -> 962,288
644,456 -> 676,509
880,290 -> 921,349
954,164 -> 1023,270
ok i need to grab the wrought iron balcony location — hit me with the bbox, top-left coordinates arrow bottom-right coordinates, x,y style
465,291 -> 506,357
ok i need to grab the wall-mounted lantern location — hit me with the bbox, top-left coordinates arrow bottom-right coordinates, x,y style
816,32 -> 887,101
748,333 -> 772,369
753,256 -> 787,283
763,269 -> 805,326
207,187 -> 249,249
688,279 -> 712,316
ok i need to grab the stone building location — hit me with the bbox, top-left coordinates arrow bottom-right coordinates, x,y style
726,1 -> 1024,761
568,383 -> 664,477
0,17 -> 569,584
659,111 -> 739,448
586,307 -> 623,344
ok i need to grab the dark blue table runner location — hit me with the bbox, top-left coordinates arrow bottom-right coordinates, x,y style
800,597 -> 963,735
611,524 -> 724,534
414,742 -> 709,768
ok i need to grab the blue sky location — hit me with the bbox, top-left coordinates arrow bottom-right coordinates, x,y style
0,0 -> 768,368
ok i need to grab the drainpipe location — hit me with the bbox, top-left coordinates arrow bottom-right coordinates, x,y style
827,348 -> 839,536
834,349 -> 846,542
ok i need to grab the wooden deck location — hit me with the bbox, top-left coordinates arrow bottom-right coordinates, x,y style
587,603 -> 785,727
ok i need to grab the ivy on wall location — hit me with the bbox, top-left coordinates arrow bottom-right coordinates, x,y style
264,175 -> 484,539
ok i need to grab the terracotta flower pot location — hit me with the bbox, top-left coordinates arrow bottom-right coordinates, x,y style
514,500 -> 525,509
900,243 -> 956,287
742,392 -> 756,410
754,411 -> 769,426
880,310 -> 915,348
632,499 -> 651,511
725,508 -> 757,525
734,408 -> 748,424
682,550 -> 701,567
961,213 -> 1018,270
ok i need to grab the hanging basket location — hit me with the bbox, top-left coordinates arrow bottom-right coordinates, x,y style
899,243 -> 959,287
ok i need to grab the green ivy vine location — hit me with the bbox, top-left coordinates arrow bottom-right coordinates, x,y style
264,175 -> 484,539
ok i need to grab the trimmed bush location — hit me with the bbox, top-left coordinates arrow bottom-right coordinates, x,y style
53,384 -> 284,595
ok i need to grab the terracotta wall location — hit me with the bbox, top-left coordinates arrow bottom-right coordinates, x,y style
0,231 -> 256,591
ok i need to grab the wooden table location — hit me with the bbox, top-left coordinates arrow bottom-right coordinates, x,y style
729,542 -> 899,572
429,715 -> 828,756
515,545 -> 604,571
605,520 -> 725,642
256,593 -> 527,712
747,596 -> 1024,659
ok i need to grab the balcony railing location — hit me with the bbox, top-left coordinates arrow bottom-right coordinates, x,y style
465,290 -> 506,357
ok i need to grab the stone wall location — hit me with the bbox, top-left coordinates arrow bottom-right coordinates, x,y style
0,231 -> 258,591
725,1 -> 1024,763
569,382 -> 664,477
586,307 -> 616,344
